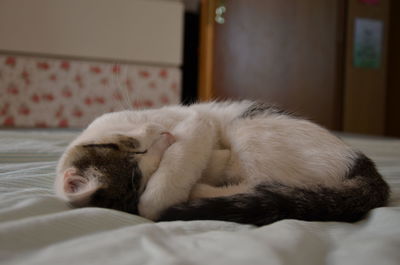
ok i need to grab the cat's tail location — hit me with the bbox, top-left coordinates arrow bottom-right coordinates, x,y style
157,153 -> 390,226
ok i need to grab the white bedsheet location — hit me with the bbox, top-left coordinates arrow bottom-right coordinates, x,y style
1,130 -> 399,265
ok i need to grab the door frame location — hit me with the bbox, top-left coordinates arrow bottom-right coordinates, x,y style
198,0 -> 216,101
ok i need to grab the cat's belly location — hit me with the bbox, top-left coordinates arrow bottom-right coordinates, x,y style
219,117 -> 356,187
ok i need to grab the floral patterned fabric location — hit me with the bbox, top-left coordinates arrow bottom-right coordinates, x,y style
0,54 -> 181,128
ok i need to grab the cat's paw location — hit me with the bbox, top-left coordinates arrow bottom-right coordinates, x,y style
138,188 -> 170,221
138,195 -> 157,220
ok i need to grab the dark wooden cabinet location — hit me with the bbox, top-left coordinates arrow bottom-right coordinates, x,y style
343,0 -> 390,135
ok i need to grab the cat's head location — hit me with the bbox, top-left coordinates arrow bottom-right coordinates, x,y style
55,120 -> 175,214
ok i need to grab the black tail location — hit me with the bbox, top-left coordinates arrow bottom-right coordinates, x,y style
158,153 -> 390,226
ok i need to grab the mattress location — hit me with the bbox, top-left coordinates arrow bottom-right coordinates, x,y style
1,129 -> 399,265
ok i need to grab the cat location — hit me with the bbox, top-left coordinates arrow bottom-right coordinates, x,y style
54,101 -> 390,226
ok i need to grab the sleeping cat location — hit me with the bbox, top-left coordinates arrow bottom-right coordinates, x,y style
55,101 -> 390,226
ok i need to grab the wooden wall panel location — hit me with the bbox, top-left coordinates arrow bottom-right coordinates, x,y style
343,0 -> 390,135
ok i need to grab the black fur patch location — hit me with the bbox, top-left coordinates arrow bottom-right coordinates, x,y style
116,135 -> 140,149
240,102 -> 296,119
158,153 -> 390,226
72,145 -> 142,214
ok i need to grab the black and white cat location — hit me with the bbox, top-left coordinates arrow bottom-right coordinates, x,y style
55,101 -> 389,226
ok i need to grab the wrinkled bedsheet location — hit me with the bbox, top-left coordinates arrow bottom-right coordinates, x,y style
1,130 -> 399,265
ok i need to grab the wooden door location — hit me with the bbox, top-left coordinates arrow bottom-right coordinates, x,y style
199,0 -> 345,130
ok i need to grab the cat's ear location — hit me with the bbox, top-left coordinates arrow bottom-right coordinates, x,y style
62,168 -> 99,205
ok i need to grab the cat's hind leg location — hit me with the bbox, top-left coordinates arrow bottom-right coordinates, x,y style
189,183 -> 251,200
158,155 -> 389,226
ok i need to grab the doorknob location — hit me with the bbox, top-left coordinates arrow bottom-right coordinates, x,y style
215,0 -> 226,24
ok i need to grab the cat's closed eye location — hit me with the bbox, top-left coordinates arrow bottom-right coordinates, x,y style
82,143 -> 120,150
82,136 -> 147,155
82,135 -> 141,150
116,135 -> 140,149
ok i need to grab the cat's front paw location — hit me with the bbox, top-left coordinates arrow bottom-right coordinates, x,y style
138,195 -> 159,221
138,188 -> 173,221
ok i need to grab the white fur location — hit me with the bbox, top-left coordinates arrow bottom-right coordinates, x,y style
55,101 -> 357,220
61,167 -> 102,205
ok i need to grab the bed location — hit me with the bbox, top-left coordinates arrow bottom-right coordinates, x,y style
1,129 -> 399,265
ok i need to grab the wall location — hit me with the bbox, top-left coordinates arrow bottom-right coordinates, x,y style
0,0 -> 184,128
0,0 -> 183,66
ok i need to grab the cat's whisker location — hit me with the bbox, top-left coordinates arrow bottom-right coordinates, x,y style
116,63 -> 134,110
110,62 -> 129,111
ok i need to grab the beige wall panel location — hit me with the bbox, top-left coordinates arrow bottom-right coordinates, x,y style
0,0 -> 183,66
